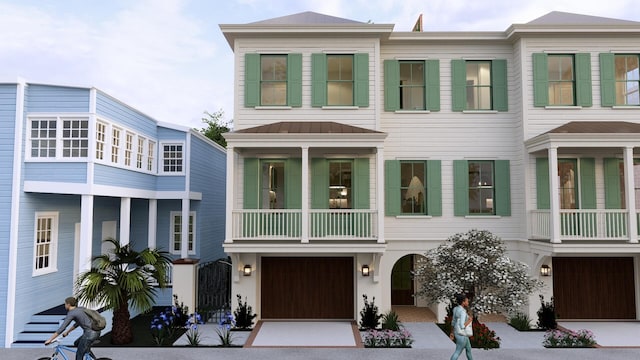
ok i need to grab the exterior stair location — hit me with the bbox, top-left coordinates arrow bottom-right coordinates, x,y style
11,305 -> 81,348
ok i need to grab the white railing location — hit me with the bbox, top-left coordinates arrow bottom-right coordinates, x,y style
530,209 -> 629,241
310,209 -> 377,240
150,263 -> 172,286
232,209 -> 302,240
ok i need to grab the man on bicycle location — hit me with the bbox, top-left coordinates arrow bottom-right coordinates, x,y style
44,297 -> 100,360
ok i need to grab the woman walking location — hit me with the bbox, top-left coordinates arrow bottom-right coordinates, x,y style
449,293 -> 474,360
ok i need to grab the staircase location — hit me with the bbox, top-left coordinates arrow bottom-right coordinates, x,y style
12,305 -> 81,348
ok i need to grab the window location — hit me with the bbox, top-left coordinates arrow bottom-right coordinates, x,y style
261,161 -> 285,209
124,132 -> 134,166
385,59 -> 440,111
329,161 -> 352,209
33,212 -> 58,275
62,119 -> 88,157
453,160 -> 510,216
558,159 -> 577,209
533,53 -> 592,107
385,160 -> 441,216
162,143 -> 183,173
30,119 -> 57,158
111,127 -> 121,164
96,121 -> 107,160
136,136 -> 145,169
399,62 -> 425,110
615,55 -> 640,105
400,162 -> 426,214
170,211 -> 195,254
451,59 -> 507,111
312,53 -> 369,107
244,53 -> 302,107
147,140 -> 156,172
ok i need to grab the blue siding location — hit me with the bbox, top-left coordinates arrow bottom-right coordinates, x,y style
93,164 -> 156,190
25,85 -> 90,113
156,199 -> 180,256
95,91 -> 156,136
24,162 -> 88,183
129,198 -> 150,252
0,83 -> 17,346
189,135 -> 226,262
156,176 -> 186,191
157,126 -> 186,141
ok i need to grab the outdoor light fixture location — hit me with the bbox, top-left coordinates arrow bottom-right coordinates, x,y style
243,264 -> 252,276
540,264 -> 551,277
361,265 -> 370,276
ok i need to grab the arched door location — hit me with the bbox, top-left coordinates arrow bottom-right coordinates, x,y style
391,255 -> 415,305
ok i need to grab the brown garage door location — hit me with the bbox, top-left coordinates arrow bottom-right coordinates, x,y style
553,257 -> 636,319
261,257 -> 354,319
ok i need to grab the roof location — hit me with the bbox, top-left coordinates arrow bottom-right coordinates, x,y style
546,121 -> 640,134
234,121 -> 382,134
527,11 -> 640,26
249,11 -> 364,25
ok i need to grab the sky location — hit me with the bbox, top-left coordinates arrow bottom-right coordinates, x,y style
1,0 -> 639,129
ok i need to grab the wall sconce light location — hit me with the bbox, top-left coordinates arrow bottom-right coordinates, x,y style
361,265 -> 370,277
540,264 -> 551,277
243,264 -> 252,276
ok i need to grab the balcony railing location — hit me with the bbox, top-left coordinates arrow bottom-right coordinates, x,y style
231,209 -> 377,241
530,209 -> 632,241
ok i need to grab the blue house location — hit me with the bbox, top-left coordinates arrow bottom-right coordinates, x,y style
0,80 -> 226,347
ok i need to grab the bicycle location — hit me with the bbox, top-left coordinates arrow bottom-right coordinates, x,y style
38,336 -> 112,360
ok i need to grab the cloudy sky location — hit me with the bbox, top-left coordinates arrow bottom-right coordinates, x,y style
1,0 -> 639,129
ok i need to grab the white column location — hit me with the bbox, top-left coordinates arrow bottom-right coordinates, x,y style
301,146 -> 309,243
624,147 -> 638,243
376,146 -> 385,244
119,197 -> 131,246
148,199 -> 157,249
79,195 -> 94,272
181,198 -> 190,259
548,148 -> 561,243
225,147 -> 234,243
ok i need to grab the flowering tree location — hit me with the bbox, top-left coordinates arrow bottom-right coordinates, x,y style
413,229 -> 542,315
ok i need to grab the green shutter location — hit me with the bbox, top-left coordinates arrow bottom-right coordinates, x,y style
244,53 -> 260,107
426,160 -> 442,216
580,158 -> 596,209
494,160 -> 511,216
287,54 -> 303,107
451,60 -> 466,111
426,60 -> 440,111
311,53 -> 327,107
599,53 -> 616,107
385,160 -> 401,216
536,158 -> 550,210
354,53 -> 369,107
492,59 -> 508,111
532,53 -> 549,107
286,158 -> 302,209
384,60 -> 400,111
354,158 -> 370,209
243,158 -> 259,209
453,160 -> 468,216
603,158 -> 622,209
575,53 -> 592,107
311,158 -> 328,208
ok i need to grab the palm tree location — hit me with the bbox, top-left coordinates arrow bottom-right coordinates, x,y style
75,238 -> 173,345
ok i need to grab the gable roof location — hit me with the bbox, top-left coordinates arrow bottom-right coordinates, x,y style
527,11 -> 640,26
249,11 -> 363,25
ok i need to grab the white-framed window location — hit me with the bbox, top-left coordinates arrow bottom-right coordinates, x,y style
170,211 -> 195,255
124,131 -> 134,167
136,136 -> 145,169
29,117 -> 90,159
33,212 -> 58,276
61,119 -> 89,157
30,118 -> 57,158
111,126 -> 121,164
161,143 -> 184,173
96,121 -> 107,160
148,140 -> 156,172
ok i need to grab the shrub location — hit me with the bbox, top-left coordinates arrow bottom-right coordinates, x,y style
537,295 -> 557,330
543,329 -> 596,347
150,306 -> 185,346
359,295 -> 383,330
509,312 -> 532,331
442,304 -> 501,349
362,329 -> 414,348
216,311 -> 237,347
185,312 -> 204,346
233,294 -> 257,330
381,310 -> 401,331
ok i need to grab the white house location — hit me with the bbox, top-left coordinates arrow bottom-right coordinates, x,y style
219,11 -> 640,323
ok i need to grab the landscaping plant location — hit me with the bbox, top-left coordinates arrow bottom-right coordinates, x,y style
543,329 -> 596,347
509,312 -> 532,331
233,294 -> 257,330
537,295 -> 558,330
359,294 -> 383,330
381,310 -> 401,331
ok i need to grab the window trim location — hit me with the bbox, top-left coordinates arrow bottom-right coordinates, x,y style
32,211 -> 59,276
169,211 -> 196,255
27,116 -> 90,161
159,141 -> 185,175
451,59 -> 508,112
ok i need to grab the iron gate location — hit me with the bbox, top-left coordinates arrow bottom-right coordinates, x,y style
197,257 -> 231,323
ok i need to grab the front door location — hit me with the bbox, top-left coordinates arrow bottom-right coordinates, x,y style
391,255 -> 415,305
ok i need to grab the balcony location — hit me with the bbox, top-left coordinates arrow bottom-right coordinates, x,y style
530,209 -> 638,241
231,209 -> 378,241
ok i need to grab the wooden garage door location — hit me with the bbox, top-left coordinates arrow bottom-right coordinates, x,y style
553,257 -> 636,319
261,257 -> 354,319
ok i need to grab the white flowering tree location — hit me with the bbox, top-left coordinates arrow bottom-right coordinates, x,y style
413,229 -> 542,316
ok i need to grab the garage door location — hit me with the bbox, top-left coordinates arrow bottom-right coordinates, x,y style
261,257 -> 354,319
553,257 -> 636,319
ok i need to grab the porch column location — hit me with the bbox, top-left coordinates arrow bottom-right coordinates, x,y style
148,199 -> 157,249
119,197 -> 131,246
301,146 -> 309,243
181,198 -> 190,259
79,195 -> 94,272
225,146 -> 234,243
624,146 -> 638,243
376,146 -> 385,244
548,147 -> 561,243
